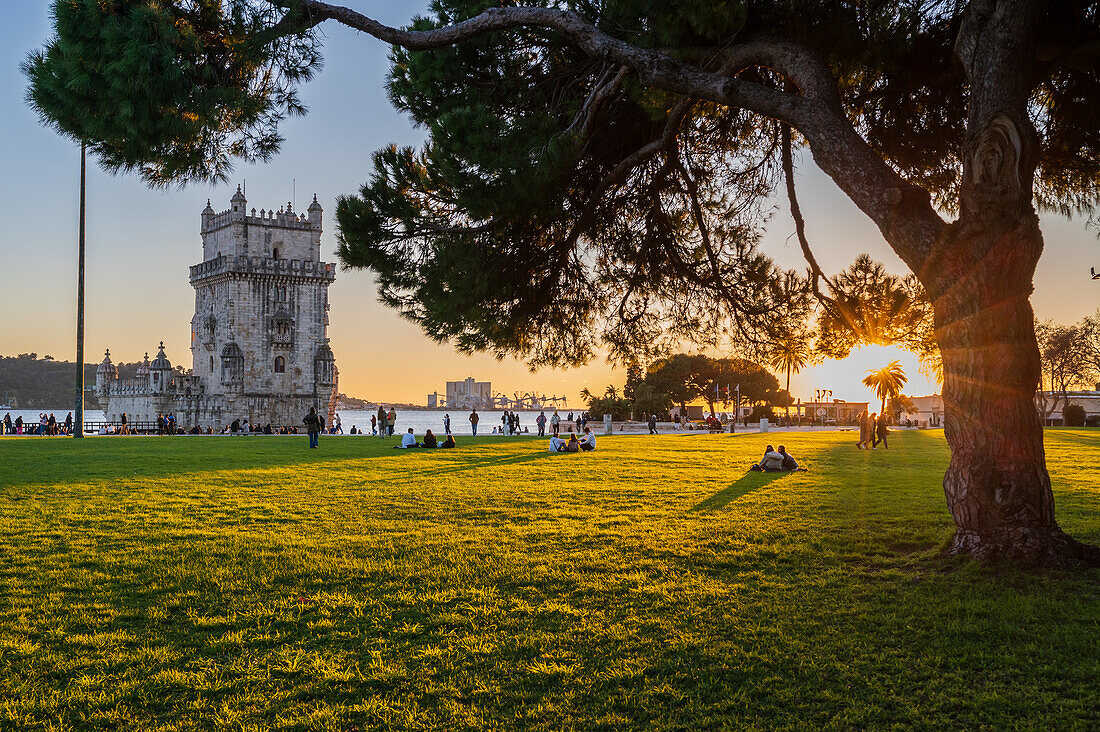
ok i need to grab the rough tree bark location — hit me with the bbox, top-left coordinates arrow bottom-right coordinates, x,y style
916,0 -> 1099,565
926,204 -> 1096,564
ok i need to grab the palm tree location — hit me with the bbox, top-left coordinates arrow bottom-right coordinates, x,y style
862,360 -> 908,418
767,334 -> 811,423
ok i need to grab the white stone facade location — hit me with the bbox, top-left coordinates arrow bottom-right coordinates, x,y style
97,188 -> 338,429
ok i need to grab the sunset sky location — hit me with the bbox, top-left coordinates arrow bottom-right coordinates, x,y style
1,3 -> 1096,407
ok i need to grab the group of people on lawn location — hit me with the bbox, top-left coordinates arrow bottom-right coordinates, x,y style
547,427 -> 596,452
751,444 -> 803,472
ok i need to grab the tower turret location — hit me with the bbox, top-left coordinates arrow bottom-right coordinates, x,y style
230,184 -> 247,220
201,199 -> 215,230
95,348 -> 117,398
149,342 -> 172,394
307,194 -> 323,230
136,352 -> 151,381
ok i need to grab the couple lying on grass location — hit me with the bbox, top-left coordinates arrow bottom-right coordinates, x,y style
394,428 -> 456,449
548,427 -> 596,452
750,444 -> 805,472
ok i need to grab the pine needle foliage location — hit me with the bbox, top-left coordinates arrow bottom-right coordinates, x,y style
23,0 -> 321,186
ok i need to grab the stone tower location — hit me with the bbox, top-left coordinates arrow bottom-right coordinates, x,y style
185,187 -> 337,428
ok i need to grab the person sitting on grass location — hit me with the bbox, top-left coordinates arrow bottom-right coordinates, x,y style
777,445 -> 806,471
395,428 -> 418,449
548,434 -> 566,452
578,427 -> 596,452
440,433 -> 457,448
565,432 -> 580,452
421,429 -> 438,448
751,445 -> 785,471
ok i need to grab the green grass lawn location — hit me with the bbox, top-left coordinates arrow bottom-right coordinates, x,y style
0,430 -> 1098,731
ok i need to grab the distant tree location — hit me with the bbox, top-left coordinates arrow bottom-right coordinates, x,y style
766,330 -> 812,422
703,358 -> 784,417
887,394 -> 917,423
1078,310 -> 1100,384
1035,321 -> 1091,422
641,353 -> 782,417
631,382 -> 672,420
862,361 -> 908,418
643,354 -> 708,415
580,386 -> 631,421
27,0 -> 1100,562
623,361 -> 644,401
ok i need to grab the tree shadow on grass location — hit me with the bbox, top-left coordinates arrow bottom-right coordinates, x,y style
0,436 -> 544,488
691,471 -> 793,512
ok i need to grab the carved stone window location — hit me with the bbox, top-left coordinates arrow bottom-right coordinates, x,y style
274,356 -> 285,374
202,313 -> 217,350
270,310 -> 294,349
220,342 -> 244,386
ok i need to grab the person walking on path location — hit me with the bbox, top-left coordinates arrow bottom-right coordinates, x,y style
65,412 -> 73,435
648,413 -> 658,434
469,408 -> 480,436
857,412 -> 870,449
536,411 -> 547,437
303,407 -> 322,449
874,414 -> 889,449
444,413 -> 451,435
550,410 -> 561,436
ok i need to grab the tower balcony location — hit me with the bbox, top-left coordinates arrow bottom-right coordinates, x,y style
190,255 -> 336,284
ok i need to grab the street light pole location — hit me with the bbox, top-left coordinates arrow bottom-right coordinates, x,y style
74,141 -> 86,438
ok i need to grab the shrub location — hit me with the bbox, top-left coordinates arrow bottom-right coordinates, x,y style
749,405 -> 776,422
1063,404 -> 1086,427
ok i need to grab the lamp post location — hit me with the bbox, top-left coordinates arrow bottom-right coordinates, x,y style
74,141 -> 86,438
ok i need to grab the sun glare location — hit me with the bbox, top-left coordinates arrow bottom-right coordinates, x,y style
790,344 -> 940,405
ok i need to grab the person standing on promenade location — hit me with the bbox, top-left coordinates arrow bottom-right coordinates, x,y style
536,411 -> 546,437
648,413 -> 658,434
2,413 -> 11,435
304,407 -> 322,449
444,413 -> 451,435
857,412 -> 869,449
469,408 -> 480,436
387,407 -> 397,436
371,414 -> 377,435
65,412 -> 73,435
377,406 -> 386,437
551,410 -> 561,436
334,413 -> 342,434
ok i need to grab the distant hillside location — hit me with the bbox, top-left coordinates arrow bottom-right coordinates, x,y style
0,354 -> 186,409
0,353 -> 98,409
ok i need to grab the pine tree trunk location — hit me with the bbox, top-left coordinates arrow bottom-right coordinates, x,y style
929,212 -> 1099,566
